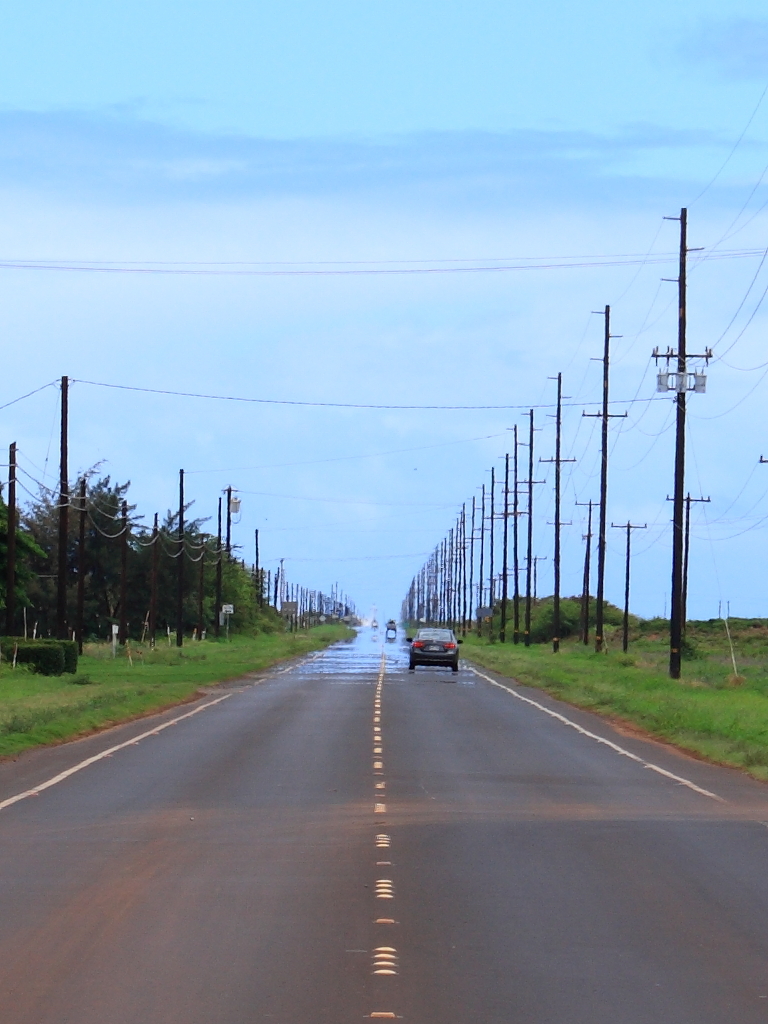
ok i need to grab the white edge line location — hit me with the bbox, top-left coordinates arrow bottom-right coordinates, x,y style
0,693 -> 233,813
467,665 -> 725,803
0,647 -> 327,815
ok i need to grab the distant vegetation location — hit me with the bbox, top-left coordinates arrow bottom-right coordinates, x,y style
0,474 -> 272,641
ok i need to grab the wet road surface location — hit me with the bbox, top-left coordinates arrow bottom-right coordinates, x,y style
3,629 -> 768,1021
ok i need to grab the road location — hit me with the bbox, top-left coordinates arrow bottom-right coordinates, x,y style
3,629 -> 768,1022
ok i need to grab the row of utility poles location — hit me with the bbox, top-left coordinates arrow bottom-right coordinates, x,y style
403,210 -> 711,673
4,377 -> 354,650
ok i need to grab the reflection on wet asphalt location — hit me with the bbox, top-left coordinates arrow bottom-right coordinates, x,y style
300,627 -> 475,684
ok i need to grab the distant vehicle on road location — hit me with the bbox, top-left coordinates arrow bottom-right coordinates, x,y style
385,620 -> 397,641
406,628 -> 462,673
371,619 -> 378,630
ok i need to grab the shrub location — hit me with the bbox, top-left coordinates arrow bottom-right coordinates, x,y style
529,598 -> 582,643
0,639 -> 65,675
59,640 -> 78,674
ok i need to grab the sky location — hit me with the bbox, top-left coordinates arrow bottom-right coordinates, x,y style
2,1 -> 768,625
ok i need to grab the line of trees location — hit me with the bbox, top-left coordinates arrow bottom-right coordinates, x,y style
0,473 -> 275,642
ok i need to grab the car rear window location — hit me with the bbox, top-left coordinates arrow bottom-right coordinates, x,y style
417,629 -> 453,640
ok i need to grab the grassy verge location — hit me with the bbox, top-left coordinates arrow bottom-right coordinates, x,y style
0,625 -> 354,757
462,624 -> 768,781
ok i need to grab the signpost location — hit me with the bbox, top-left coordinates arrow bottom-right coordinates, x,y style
220,604 -> 234,639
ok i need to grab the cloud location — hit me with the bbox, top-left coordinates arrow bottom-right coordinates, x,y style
682,18 -> 768,80
0,108 -> 734,209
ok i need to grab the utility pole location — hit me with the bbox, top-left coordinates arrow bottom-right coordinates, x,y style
611,522 -> 647,652
654,208 -> 710,678
255,528 -> 262,606
477,484 -> 485,635
500,453 -> 510,642
75,477 -> 86,654
576,500 -> 595,644
225,485 -> 232,554
197,540 -> 205,640
5,442 -> 16,635
584,309 -> 626,653
468,495 -> 476,630
149,512 -> 158,648
57,375 -> 69,640
666,492 -> 710,638
460,504 -> 468,635
541,373 -> 575,652
215,498 -> 223,638
119,500 -> 128,645
176,470 -> 184,647
489,467 -> 496,641
513,426 -> 521,644
524,411 -> 544,647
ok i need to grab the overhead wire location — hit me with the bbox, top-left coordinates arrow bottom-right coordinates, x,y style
72,377 -> 670,412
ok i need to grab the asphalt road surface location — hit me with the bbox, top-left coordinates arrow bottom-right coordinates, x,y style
4,630 -> 768,1022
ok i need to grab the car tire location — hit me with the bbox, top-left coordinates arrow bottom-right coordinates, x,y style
451,662 -> 459,673
409,660 -> 416,672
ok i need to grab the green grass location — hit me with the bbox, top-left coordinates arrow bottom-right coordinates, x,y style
0,625 -> 353,757
461,620 -> 768,781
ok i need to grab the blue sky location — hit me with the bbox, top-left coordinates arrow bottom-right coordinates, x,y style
2,1 -> 768,625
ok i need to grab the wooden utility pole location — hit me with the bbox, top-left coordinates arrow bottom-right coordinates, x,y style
611,522 -> 647,652
468,496 -> 476,630
667,491 -> 710,638
197,542 -> 205,640
541,373 -> 575,653
215,498 -> 223,638
488,467 -> 495,641
500,453 -> 510,642
5,442 -> 16,635
460,504 -> 468,635
682,494 -> 710,634
225,486 -> 233,554
653,209 -> 710,677
669,210 -> 687,678
477,484 -> 486,635
176,469 -> 184,647
75,477 -> 86,654
524,410 -> 543,647
119,500 -> 128,644
576,500 -> 595,644
584,309 -> 626,653
149,512 -> 158,648
513,426 -> 521,644
255,528 -> 262,606
57,375 -> 69,639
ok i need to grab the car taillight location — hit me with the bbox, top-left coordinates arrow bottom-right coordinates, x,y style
445,642 -> 456,649
412,640 -> 424,648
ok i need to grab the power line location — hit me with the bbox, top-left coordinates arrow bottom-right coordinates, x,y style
0,380 -> 58,413
691,81 -> 768,204
72,377 -> 670,412
0,250 -> 763,277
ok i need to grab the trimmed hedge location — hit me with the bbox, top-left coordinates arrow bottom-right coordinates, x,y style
0,639 -> 78,676
60,641 -> 78,674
